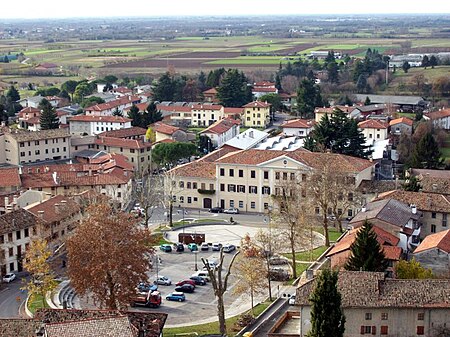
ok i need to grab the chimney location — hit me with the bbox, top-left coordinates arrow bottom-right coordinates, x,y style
54,203 -> 60,214
305,269 -> 314,280
37,210 -> 44,219
411,204 -> 417,214
18,166 -> 22,175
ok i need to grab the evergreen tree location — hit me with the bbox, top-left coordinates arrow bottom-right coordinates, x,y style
6,85 -> 20,102
421,55 -> 430,68
112,107 -> 122,117
296,78 -> 323,118
146,101 -> 163,124
152,72 -> 175,102
402,61 -> 411,73
275,74 -> 282,90
206,68 -> 225,88
217,69 -> 252,107
39,98 -> 59,130
410,132 -> 443,169
127,104 -> 142,127
197,71 -> 207,92
364,96 -> 371,105
307,269 -> 345,337
345,220 -> 388,272
429,55 -> 438,69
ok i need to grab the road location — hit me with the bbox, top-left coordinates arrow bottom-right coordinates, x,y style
0,277 -> 28,318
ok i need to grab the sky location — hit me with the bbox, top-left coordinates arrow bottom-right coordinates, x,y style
1,0 -> 449,19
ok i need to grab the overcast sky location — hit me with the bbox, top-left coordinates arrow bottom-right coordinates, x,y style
1,0 -> 449,19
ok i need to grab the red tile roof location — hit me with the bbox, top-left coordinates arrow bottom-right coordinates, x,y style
152,122 -> 180,135
18,106 -> 40,117
382,245 -> 402,261
282,119 -> 316,129
69,115 -> 131,123
123,102 -> 148,113
171,161 -> 216,179
98,126 -> 147,139
27,195 -> 80,224
157,105 -> 191,113
243,101 -> 271,108
252,87 -> 277,93
223,107 -> 243,115
190,104 -> 223,111
389,117 -> 413,126
0,167 -> 21,188
203,88 -> 218,94
414,229 -> 450,254
358,119 -> 389,129
95,136 -> 148,149
426,108 -> 450,120
200,118 -> 240,135
85,96 -> 141,112
376,190 -> 450,213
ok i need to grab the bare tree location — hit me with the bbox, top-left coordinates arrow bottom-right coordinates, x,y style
163,170 -> 178,227
67,200 -> 154,310
134,169 -> 163,228
202,248 -> 240,335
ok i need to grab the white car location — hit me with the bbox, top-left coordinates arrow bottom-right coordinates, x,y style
2,273 -> 16,283
224,208 -> 239,214
288,295 -> 296,305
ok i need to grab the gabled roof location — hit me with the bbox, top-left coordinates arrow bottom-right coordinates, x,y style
18,106 -> 40,116
171,161 -> 216,179
85,96 -> 140,112
69,115 -> 131,123
27,195 -> 81,224
282,119 -> 316,129
152,122 -> 180,135
0,167 -> 21,188
223,107 -> 244,115
95,136 -> 148,149
6,128 -> 70,142
376,190 -> 450,213
352,104 -> 387,112
414,229 -> 450,254
252,87 -> 277,93
98,126 -> 147,139
426,108 -> 450,120
355,94 -> 426,106
358,119 -> 389,129
0,209 -> 45,236
314,105 -> 353,114
389,117 -> 413,126
200,118 -> 240,135
190,104 -> 223,111
243,101 -> 271,108
203,88 -> 218,94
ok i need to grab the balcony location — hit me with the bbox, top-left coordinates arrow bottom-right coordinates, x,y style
197,189 -> 215,195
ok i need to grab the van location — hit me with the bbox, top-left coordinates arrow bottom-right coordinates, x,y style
192,271 -> 210,282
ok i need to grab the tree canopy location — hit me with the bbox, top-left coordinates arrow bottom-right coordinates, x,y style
146,101 -> 163,124
410,132 -> 443,169
39,98 -> 59,130
152,142 -> 197,166
395,258 -> 434,279
345,220 -> 388,272
127,104 -> 141,127
296,78 -> 324,118
217,69 -> 252,107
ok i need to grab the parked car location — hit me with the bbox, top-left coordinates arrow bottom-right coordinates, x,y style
137,282 -> 158,293
159,244 -> 172,253
191,271 -> 210,282
154,276 -> 172,286
176,279 -> 196,287
2,273 -> 16,283
200,242 -> 209,251
223,244 -> 236,253
269,256 -> 288,265
130,290 -> 162,308
173,243 -> 184,252
209,207 -> 223,213
189,276 -> 207,286
269,268 -> 290,281
288,294 -> 296,305
224,207 -> 239,214
187,243 -> 198,251
212,243 -> 222,251
175,284 -> 195,293
166,291 -> 186,302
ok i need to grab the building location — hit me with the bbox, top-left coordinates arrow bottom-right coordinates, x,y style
413,229 -> 450,277
2,128 -> 71,165
84,96 -> 141,116
314,106 -> 353,123
0,209 -> 45,275
191,104 -> 224,127
168,148 -> 374,213
376,190 -> 450,238
354,94 -> 428,112
98,126 -> 147,140
224,128 -> 269,150
17,107 -> 40,130
409,168 -> 450,195
68,115 -> 132,136
199,118 -> 240,148
252,81 -> 278,99
152,122 -> 188,142
349,104 -> 387,119
203,88 -> 219,103
358,119 -> 389,142
281,119 -> 316,137
389,117 -> 414,136
0,167 -> 21,193
425,108 -> 450,130
242,101 -> 271,128
296,271 -> 450,337
349,198 -> 422,251
165,105 -> 192,126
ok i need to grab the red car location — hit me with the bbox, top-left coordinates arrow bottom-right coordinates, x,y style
175,279 -> 196,287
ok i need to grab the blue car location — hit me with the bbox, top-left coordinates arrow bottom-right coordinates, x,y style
160,244 -> 172,252
166,291 -> 186,302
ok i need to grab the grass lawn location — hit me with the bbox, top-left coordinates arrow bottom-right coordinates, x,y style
28,294 -> 50,315
163,301 -> 271,337
441,147 -> 450,164
152,232 -> 171,245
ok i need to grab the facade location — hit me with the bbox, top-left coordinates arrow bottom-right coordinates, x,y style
296,271 -> 450,337
2,128 -> 71,165
199,118 -> 240,148
281,119 -> 316,137
97,126 -> 147,140
84,96 -> 141,116
413,229 -> 450,277
203,88 -> 219,103
191,104 -> 224,127
252,81 -> 278,99
168,148 -> 374,214
389,117 -> 414,136
69,115 -> 132,136
152,122 -> 188,142
242,101 -> 271,128
0,167 -> 21,193
425,108 -> 450,130
314,106 -> 353,123
165,105 -> 192,126
358,119 -> 389,141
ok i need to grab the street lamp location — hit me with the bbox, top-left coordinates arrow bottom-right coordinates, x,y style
194,251 -> 198,271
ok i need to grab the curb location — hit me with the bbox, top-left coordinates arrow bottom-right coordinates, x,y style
24,295 -> 33,318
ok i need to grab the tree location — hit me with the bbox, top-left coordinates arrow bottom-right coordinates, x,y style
307,269 -> 345,337
326,61 -> 339,84
217,69 -> 252,107
429,55 -> 438,69
112,107 -> 122,117
61,80 -> 78,101
232,236 -> 266,316
39,98 -> 59,130
67,201 -> 154,309
421,55 -> 430,68
259,93 -> 282,112
127,104 -> 142,127
206,68 -> 225,88
152,142 -> 197,167
6,85 -> 20,102
410,132 -> 444,169
364,96 -> 371,105
146,101 -> 163,124
402,176 -> 422,192
134,171 -> 163,228
73,82 -> 93,102
197,134 -> 215,154
202,248 -> 240,335
296,78 -> 323,118
22,238 -> 58,309
145,127 -> 156,143
103,75 -> 118,84
182,79 -> 200,102
395,258 -> 434,279
345,220 -> 388,272
81,96 -> 105,108
152,72 -> 175,102
402,61 -> 411,73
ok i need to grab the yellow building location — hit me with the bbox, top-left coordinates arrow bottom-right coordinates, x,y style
243,101 -> 271,128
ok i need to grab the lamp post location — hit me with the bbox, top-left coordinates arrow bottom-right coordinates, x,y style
194,251 -> 198,271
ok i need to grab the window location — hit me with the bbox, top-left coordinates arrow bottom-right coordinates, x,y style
365,313 -> 372,320
20,142 -> 24,147
220,184 -> 225,192
432,212 -> 436,219
275,172 -> 280,180
381,313 -> 388,320
220,168 -> 225,176
192,182 -> 197,189
301,189 -> 306,198
187,182 -> 192,189
239,201 -> 244,208
201,183 -> 206,190
8,233 -> 12,242
250,202 -> 256,209
348,209 -> 353,217
417,326 -> 424,335
239,170 -> 244,177
187,197 -> 192,204
193,197 -> 197,202
117,192 -> 121,198
263,171 -> 269,180
302,174 -> 307,181
282,172 -> 288,180
230,200 -> 234,207
0,235 -> 3,244
228,184 -> 236,192
360,326 -> 372,334
380,326 -> 388,335
179,181 -> 184,188
249,186 -> 257,194
290,172 -> 295,180
250,170 -> 256,178
210,184 -> 214,190
417,313 -> 424,320
348,193 -> 354,201
238,185 -> 245,193
315,207 -> 320,215
9,247 -> 13,257
179,196 -> 184,203
16,231 -> 21,240
35,150 -> 40,155
443,213 -> 447,227
431,224 -> 436,233
229,169 -> 234,177
20,152 -> 25,157
262,186 -> 270,195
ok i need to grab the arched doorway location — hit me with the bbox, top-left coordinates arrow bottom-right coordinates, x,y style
203,198 -> 212,209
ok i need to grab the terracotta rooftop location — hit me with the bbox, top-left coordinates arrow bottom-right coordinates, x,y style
123,102 -> 148,113
18,106 -> 40,116
95,136 -> 149,149
197,145 -> 241,163
157,105 -> 191,113
0,208 -> 44,236
389,117 -> 414,126
282,119 -> 316,129
203,88 -> 218,94
85,96 -> 141,112
190,104 -> 223,111
98,126 -> 147,139
382,245 -> 402,260
296,271 -> 450,308
414,229 -> 450,254
243,101 -> 271,108
411,169 -> 450,195
69,115 -> 131,123
314,105 -> 353,114
376,190 -> 450,213
358,119 -> 389,129
27,195 -> 81,224
0,167 -> 21,188
223,107 -> 244,115
152,122 -> 180,135
0,319 -> 41,337
426,108 -> 450,120
171,161 -> 216,179
200,118 -> 240,135
252,87 -> 277,93
6,128 -> 70,142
